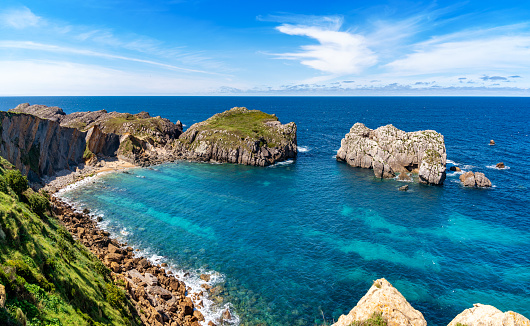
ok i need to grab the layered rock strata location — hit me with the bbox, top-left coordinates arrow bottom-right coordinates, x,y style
174,107 -> 297,166
0,112 -> 85,182
332,278 -> 427,326
337,123 -> 447,185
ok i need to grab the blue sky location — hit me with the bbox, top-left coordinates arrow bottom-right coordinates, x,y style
1,0 -> 529,95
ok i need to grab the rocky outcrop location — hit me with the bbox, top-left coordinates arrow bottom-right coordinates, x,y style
460,171 -> 492,188
496,162 -> 505,169
336,123 -> 447,185
174,107 -> 297,166
0,112 -> 85,181
448,303 -> 530,326
85,125 -> 120,157
332,278 -> 427,326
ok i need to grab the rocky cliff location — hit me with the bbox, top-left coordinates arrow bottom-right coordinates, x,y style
332,278 -> 427,326
333,279 -> 529,326
0,112 -> 85,182
173,107 -> 297,166
336,123 -> 447,185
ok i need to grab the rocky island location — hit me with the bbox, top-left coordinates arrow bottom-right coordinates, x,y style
173,107 -> 297,166
336,123 -> 447,185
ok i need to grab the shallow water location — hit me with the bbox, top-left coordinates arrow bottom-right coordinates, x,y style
3,96 -> 529,325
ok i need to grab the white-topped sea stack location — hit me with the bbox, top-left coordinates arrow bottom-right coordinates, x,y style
336,123 -> 447,185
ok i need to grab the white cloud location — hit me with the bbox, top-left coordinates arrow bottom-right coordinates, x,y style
0,60 -> 235,95
275,21 -> 377,77
385,34 -> 530,75
0,7 -> 42,29
0,41 -> 227,76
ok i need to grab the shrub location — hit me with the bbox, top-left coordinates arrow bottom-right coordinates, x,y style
22,189 -> 50,217
5,170 -> 28,196
105,283 -> 125,309
0,175 -> 9,194
350,312 -> 387,326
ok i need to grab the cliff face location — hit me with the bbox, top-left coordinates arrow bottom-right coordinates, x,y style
0,112 -> 85,181
336,123 -> 447,185
174,107 -> 297,166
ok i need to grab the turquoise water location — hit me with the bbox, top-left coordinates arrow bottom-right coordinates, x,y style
3,97 -> 529,325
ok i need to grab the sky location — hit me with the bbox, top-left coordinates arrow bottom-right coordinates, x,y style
1,0 -> 530,96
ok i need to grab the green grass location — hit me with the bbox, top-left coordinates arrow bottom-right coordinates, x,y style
182,107 -> 294,150
350,312 -> 387,326
0,158 -> 141,326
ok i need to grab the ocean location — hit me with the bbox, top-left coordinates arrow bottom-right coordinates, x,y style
1,96 -> 529,325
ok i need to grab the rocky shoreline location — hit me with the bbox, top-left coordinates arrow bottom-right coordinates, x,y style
50,188 -> 232,326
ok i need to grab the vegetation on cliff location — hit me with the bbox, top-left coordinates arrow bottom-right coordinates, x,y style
0,157 -> 140,326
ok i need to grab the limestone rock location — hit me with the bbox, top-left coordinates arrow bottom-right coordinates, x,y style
448,303 -> 530,326
496,162 -> 505,169
398,172 -> 412,182
460,171 -> 492,188
146,286 -> 173,300
0,284 -> 6,308
337,123 -> 446,185
399,185 -> 409,191
174,107 -> 297,167
332,278 -> 427,326
450,166 -> 461,172
489,139 -> 496,145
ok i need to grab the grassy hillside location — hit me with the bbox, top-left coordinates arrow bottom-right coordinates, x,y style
0,157 -> 141,326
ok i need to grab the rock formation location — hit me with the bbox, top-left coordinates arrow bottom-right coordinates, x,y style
173,107 -> 297,166
460,171 -> 492,188
336,123 -> 447,185
448,303 -> 530,326
489,139 -> 496,145
449,166 -> 461,172
496,162 -> 505,169
0,112 -> 85,182
332,278 -> 427,326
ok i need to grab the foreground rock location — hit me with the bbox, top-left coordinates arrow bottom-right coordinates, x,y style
448,303 -> 530,326
174,107 -> 297,166
336,123 -> 446,185
460,171 -> 492,188
333,278 -> 427,326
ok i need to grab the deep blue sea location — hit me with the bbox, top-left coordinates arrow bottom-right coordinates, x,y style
1,97 -> 529,325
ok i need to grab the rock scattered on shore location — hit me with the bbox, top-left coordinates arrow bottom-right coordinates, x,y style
460,171 -> 492,188
336,123 -> 447,185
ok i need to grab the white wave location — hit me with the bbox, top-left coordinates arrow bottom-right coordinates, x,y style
297,146 -> 310,153
463,165 -> 475,170
268,159 -> 294,167
136,175 -> 146,178
120,228 -> 130,236
446,159 -> 457,165
486,165 -> 510,170
55,174 -> 100,195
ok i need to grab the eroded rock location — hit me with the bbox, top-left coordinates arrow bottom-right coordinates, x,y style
332,278 -> 427,326
448,303 -> 530,326
337,123 -> 446,185
460,171 -> 492,188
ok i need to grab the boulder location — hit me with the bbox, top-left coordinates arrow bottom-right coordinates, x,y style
475,172 -> 492,188
448,303 -> 530,326
337,123 -> 446,185
496,162 -> 505,169
449,166 -> 461,172
399,185 -> 409,191
489,139 -> 496,145
144,273 -> 158,286
332,278 -> 426,326
460,171 -> 492,188
146,286 -> 173,300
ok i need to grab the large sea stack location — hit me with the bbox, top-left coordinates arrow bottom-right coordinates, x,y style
173,107 -> 297,166
336,123 -> 447,185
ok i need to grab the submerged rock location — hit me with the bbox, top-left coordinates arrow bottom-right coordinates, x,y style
399,185 -> 409,191
337,123 -> 446,185
332,278 -> 427,326
496,162 -> 505,169
448,303 -> 530,326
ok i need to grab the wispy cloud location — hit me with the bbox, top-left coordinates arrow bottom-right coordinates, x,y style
385,34 -> 530,75
0,6 -> 42,29
273,16 -> 377,78
0,41 -> 228,76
